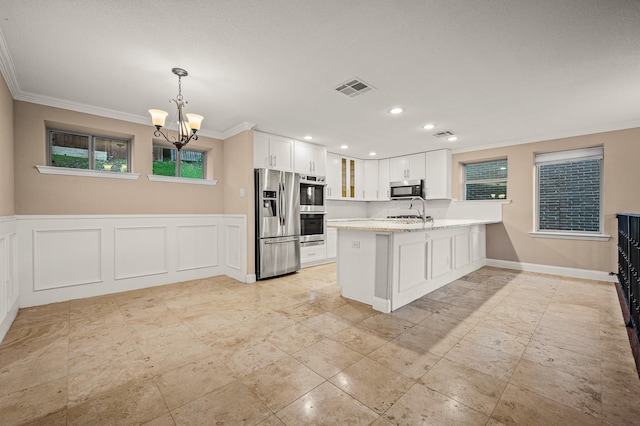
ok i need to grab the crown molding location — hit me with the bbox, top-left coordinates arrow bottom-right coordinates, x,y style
0,29 -> 20,97
220,122 -> 256,139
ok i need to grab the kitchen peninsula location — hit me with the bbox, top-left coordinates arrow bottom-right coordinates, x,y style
328,218 -> 498,312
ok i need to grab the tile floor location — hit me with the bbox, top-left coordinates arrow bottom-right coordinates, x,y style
1,264 -> 639,425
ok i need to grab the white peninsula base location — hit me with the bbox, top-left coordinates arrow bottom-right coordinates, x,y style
332,221 -> 488,312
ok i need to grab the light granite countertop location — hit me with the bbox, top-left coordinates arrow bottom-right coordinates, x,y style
327,218 -> 499,232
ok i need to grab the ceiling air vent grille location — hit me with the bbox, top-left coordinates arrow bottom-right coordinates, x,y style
335,78 -> 374,97
433,130 -> 456,138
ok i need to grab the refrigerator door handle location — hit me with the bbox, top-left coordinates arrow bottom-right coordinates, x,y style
264,236 -> 299,244
279,181 -> 285,227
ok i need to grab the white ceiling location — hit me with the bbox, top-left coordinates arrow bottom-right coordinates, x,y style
0,0 -> 639,159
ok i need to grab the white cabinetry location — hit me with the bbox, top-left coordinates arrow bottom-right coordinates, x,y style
300,243 -> 327,266
430,232 -> 453,279
254,131 -> 294,172
364,160 -> 379,200
300,227 -> 338,267
378,159 -> 390,200
363,159 -> 391,201
335,224 -> 488,312
295,141 -> 326,176
424,149 -> 452,199
326,153 -> 341,200
389,153 -> 426,182
325,155 -> 363,200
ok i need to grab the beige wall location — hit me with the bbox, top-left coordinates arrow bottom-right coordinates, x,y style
0,74 -> 13,216
223,129 -> 255,274
13,101 -> 224,215
452,127 -> 640,273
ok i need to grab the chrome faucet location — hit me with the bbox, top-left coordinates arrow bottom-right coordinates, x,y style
409,196 -> 430,223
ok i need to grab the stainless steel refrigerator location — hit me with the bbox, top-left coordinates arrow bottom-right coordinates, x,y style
255,168 -> 301,280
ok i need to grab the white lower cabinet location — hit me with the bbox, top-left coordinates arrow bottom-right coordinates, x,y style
430,233 -> 453,279
300,228 -> 337,268
334,224 -> 488,312
300,243 -> 327,266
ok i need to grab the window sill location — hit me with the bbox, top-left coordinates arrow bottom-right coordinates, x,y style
147,175 -> 218,186
36,165 -> 140,180
529,231 -> 610,241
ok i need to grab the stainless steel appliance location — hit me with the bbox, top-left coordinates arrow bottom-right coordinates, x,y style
255,169 -> 301,280
299,175 -> 326,212
390,179 -> 424,199
300,212 -> 326,246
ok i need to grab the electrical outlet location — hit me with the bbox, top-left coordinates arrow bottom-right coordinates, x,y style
351,241 -> 360,249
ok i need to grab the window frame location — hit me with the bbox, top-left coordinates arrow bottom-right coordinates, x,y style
532,146 -> 609,241
47,128 -> 131,173
151,144 -> 207,180
463,159 -> 508,201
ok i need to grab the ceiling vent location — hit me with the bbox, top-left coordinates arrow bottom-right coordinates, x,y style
433,130 -> 456,138
335,78 -> 374,97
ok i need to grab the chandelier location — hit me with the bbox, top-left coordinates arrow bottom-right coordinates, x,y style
149,68 -> 204,151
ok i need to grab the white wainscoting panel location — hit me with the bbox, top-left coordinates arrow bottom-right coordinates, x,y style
0,236 -> 6,324
7,233 -> 17,309
0,217 -> 19,344
177,224 -> 219,271
16,215 -> 247,308
398,241 -> 428,293
33,228 -> 102,290
114,226 -> 167,280
223,216 -> 247,282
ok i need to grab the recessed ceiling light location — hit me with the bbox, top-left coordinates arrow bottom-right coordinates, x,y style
499,167 -> 507,170
303,135 -> 313,140
369,152 -> 377,156
422,123 -> 435,130
447,136 -> 458,142
340,145 -> 348,149
389,107 -> 403,114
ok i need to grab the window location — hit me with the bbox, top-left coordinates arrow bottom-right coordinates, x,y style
152,145 -> 205,179
464,159 -> 508,200
535,147 -> 603,234
48,129 -> 130,172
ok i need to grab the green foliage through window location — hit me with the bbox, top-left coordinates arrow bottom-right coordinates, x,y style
152,146 -> 204,179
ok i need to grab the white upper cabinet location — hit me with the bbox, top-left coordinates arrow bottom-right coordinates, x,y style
378,158 -> 390,200
253,131 -> 294,172
424,149 -> 452,199
326,154 -> 363,200
364,160 -> 379,200
389,153 -> 426,182
294,140 -> 326,176
326,153 -> 341,200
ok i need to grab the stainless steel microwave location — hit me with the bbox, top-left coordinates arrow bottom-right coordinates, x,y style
390,179 -> 424,199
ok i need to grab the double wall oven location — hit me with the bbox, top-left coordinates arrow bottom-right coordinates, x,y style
299,175 -> 326,246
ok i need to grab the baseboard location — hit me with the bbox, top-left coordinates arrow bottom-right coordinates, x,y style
486,258 -> 616,282
0,298 -> 19,344
245,274 -> 257,284
372,296 -> 391,313
301,257 -> 336,268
